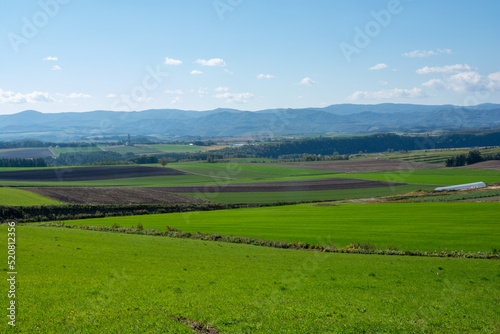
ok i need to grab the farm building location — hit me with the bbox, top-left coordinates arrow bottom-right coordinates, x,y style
434,182 -> 486,192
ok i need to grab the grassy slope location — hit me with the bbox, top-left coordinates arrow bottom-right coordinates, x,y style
2,225 -> 498,333
182,184 -> 436,204
0,188 -> 64,206
66,202 -> 499,252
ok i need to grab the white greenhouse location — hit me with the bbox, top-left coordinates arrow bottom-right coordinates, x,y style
434,182 -> 486,192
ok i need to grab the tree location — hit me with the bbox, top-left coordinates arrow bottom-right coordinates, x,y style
160,157 -> 168,167
466,150 -> 483,165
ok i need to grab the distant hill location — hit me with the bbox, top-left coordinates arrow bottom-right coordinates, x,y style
1,103 -> 500,141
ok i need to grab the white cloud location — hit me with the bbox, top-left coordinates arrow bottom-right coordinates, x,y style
422,78 -> 446,89
165,89 -> 184,95
214,86 -> 229,92
171,96 -> 181,104
43,56 -> 58,61
164,57 -> 182,65
215,92 -> 255,104
379,80 -> 389,86
257,74 -> 275,79
348,87 -> 427,101
52,65 -> 62,71
136,97 -> 152,103
488,72 -> 500,82
403,48 -> 453,58
198,88 -> 208,96
64,93 -> 91,99
369,63 -> 388,70
416,64 -> 472,75
195,58 -> 226,67
299,77 -> 316,86
224,69 -> 234,75
0,89 -> 56,104
106,93 -> 117,98
423,71 -> 500,93
190,70 -> 203,75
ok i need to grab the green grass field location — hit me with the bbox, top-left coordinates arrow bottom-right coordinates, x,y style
170,162 -> 336,179
65,202 -> 499,252
182,184 -> 435,204
2,225 -> 498,333
0,188 -> 64,206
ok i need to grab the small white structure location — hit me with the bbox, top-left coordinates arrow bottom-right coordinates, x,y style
434,182 -> 486,192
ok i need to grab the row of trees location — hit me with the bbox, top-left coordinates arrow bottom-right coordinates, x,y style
0,158 -> 47,167
445,150 -> 500,167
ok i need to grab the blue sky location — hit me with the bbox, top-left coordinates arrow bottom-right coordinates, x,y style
1,0 -> 499,115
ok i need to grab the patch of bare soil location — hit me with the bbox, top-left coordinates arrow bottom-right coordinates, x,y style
23,187 -> 209,204
174,317 -> 219,334
156,178 -> 406,193
457,160 -> 500,170
243,159 -> 439,173
0,166 -> 189,182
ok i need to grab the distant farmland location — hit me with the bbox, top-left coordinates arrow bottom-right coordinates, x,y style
0,148 -> 54,159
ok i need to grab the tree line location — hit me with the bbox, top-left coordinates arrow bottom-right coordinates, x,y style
0,158 -> 47,167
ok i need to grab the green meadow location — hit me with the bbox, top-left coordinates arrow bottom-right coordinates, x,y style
2,225 -> 499,333
66,202 -> 499,252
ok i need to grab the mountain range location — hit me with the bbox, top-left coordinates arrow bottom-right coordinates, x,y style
1,103 -> 500,142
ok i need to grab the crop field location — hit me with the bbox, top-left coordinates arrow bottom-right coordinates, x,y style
66,202 -> 499,252
0,148 -> 54,159
49,146 -> 103,156
20,180 -> 412,205
150,144 -> 205,152
0,166 -> 188,182
171,162 -> 337,179
459,160 -> 500,170
2,225 -> 499,333
24,187 -> 209,204
254,159 -> 439,173
366,146 -> 500,164
0,188 -> 63,206
330,168 -> 500,186
100,144 -> 208,154
182,184 -> 435,203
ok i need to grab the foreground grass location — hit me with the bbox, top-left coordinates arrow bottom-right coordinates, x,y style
66,202 -> 499,253
2,225 -> 499,333
182,184 -> 435,204
0,188 -> 64,206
